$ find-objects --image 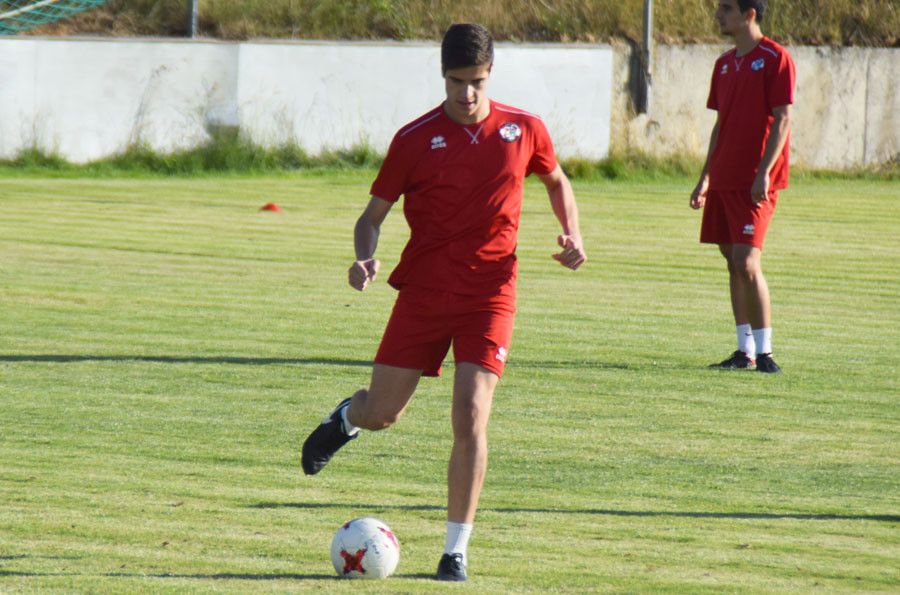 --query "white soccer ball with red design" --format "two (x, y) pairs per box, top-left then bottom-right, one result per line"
(330, 517), (400, 579)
